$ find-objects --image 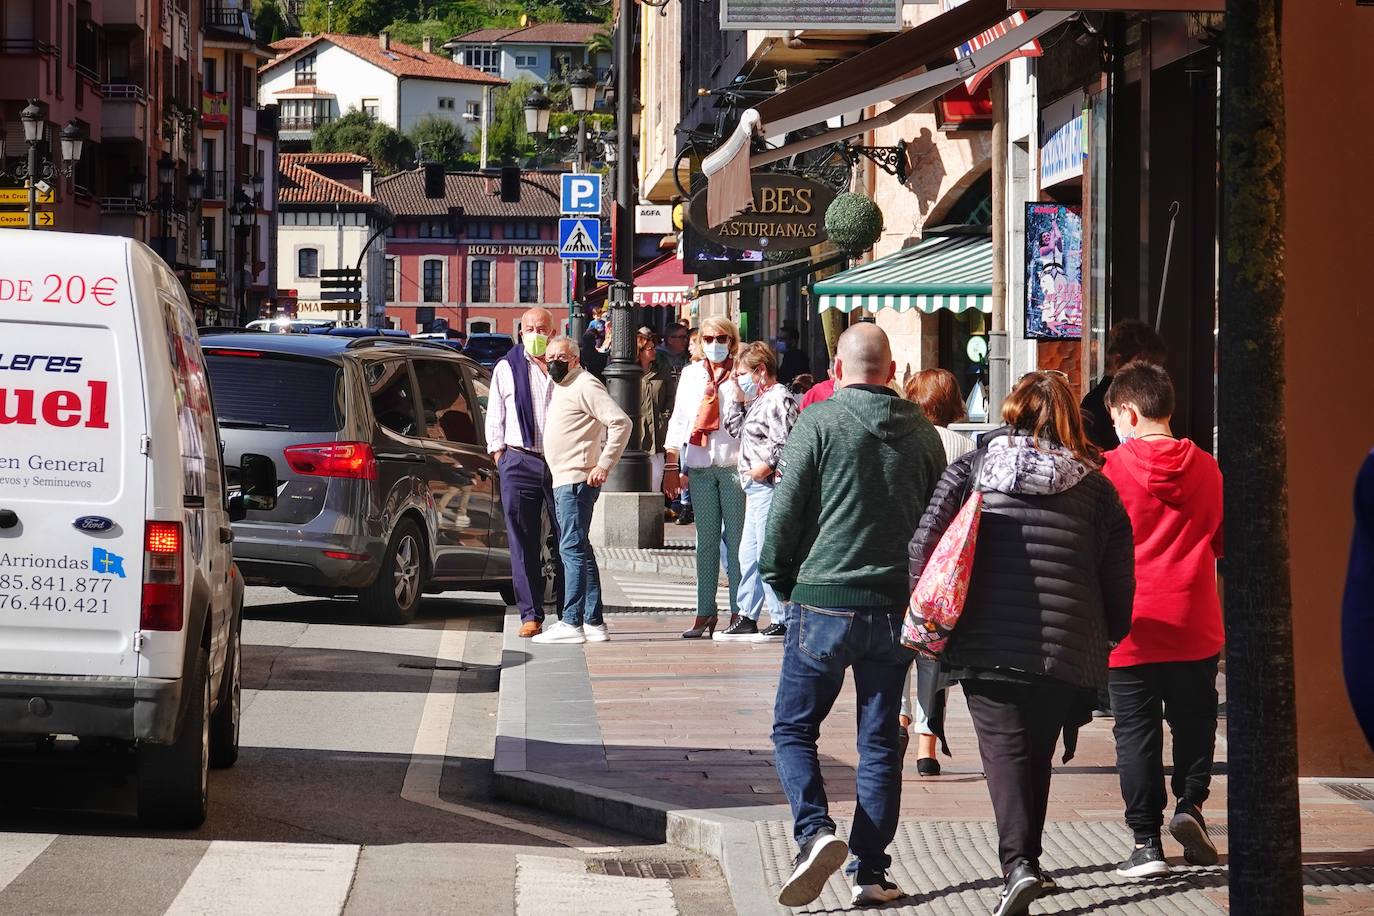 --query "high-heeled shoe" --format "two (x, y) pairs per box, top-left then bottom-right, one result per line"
(681, 615), (717, 639)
